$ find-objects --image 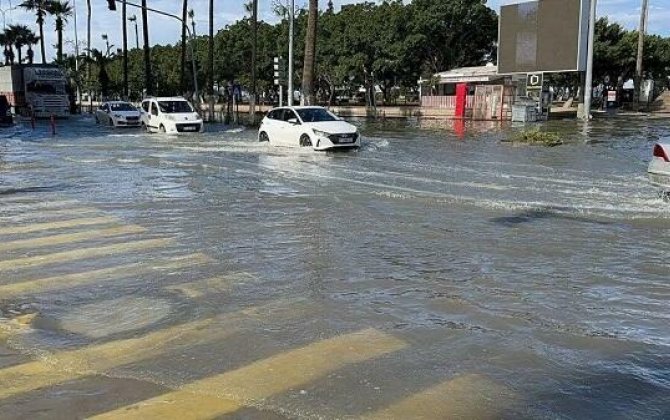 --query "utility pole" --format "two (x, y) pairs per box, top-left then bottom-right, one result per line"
(582, 0), (597, 121)
(122, 0), (128, 99)
(635, 0), (649, 109)
(73, 0), (81, 108)
(250, 0), (257, 123)
(129, 15), (139, 49)
(288, 0), (294, 106)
